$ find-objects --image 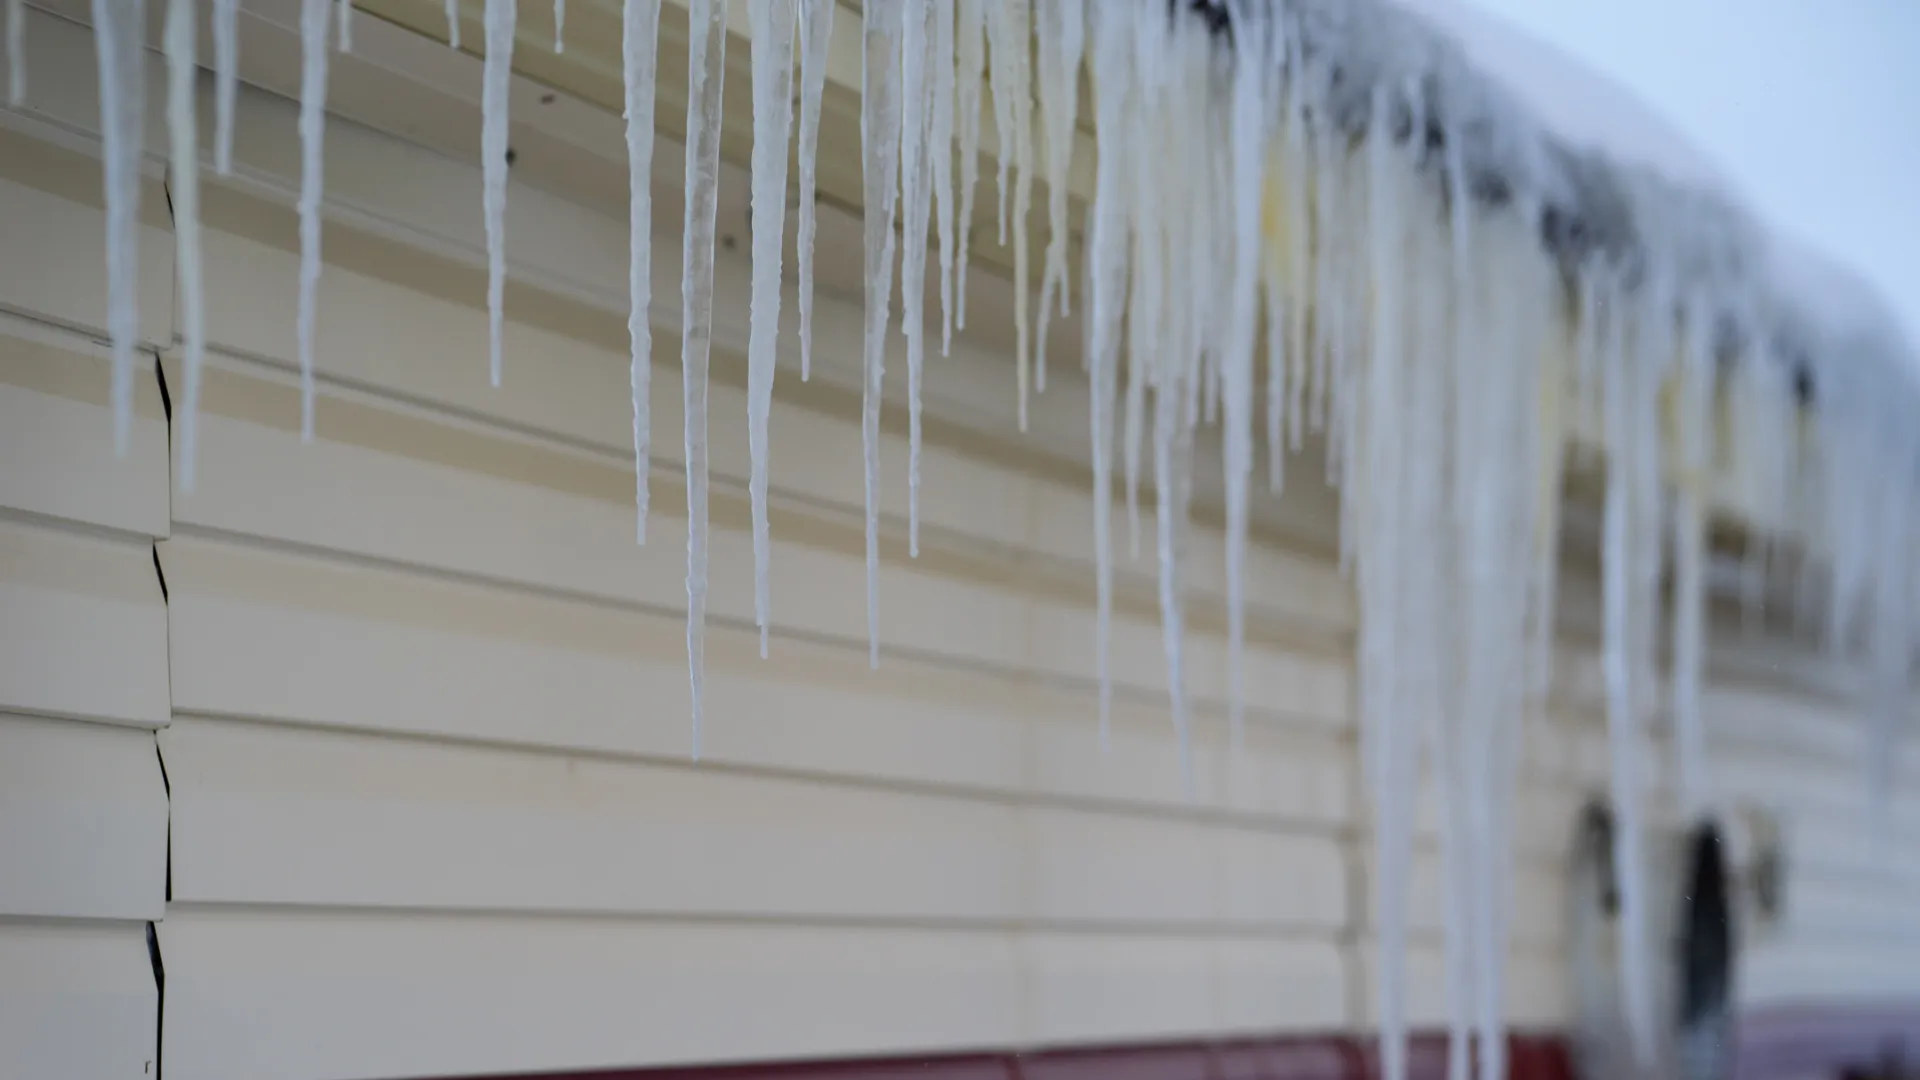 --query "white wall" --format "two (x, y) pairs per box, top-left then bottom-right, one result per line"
(0, 6), (1916, 1080)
